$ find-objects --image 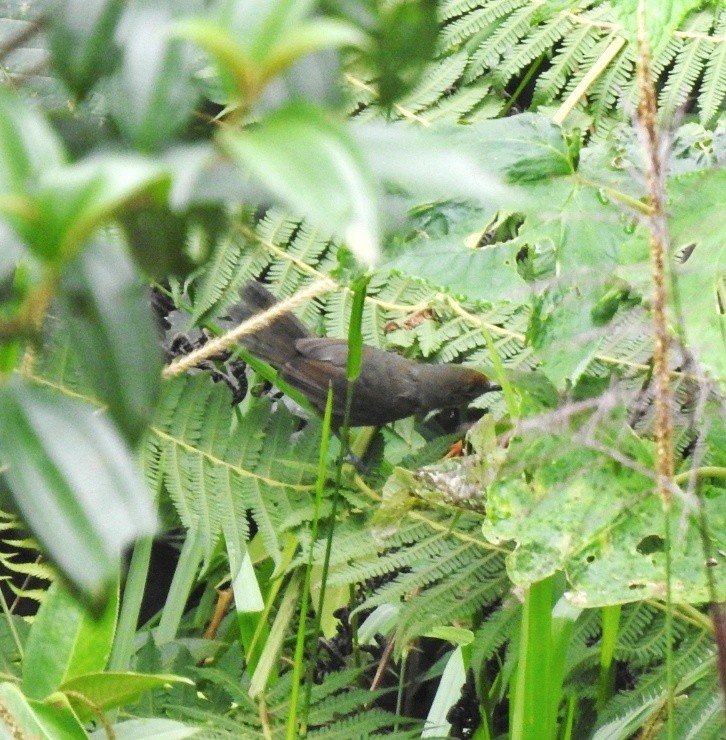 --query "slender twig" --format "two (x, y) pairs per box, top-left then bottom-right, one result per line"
(162, 278), (335, 378)
(0, 16), (46, 65)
